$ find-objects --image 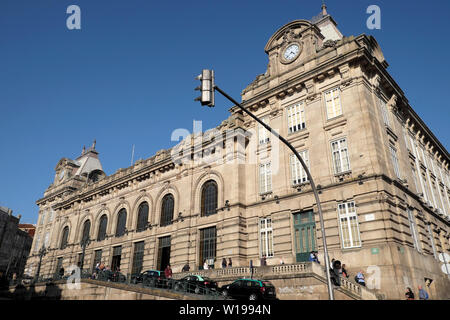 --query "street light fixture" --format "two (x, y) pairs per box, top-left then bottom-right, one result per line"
(194, 70), (335, 300)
